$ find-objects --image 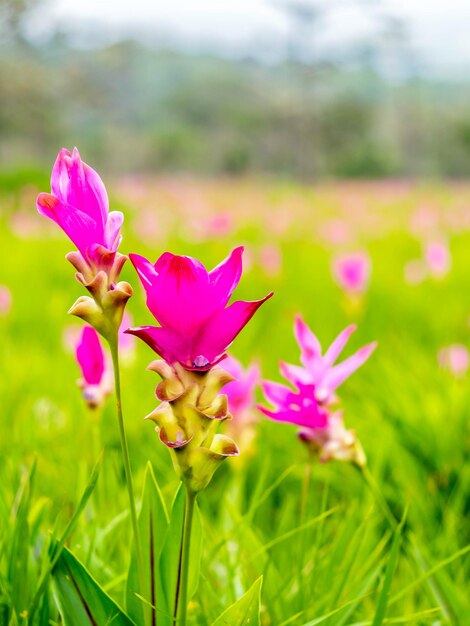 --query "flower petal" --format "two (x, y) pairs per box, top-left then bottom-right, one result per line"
(323, 324), (356, 367)
(279, 361), (312, 387)
(125, 325), (190, 365)
(76, 326), (105, 385)
(104, 211), (123, 252)
(208, 246), (244, 309)
(294, 315), (322, 366)
(196, 293), (273, 363)
(322, 341), (377, 392)
(129, 253), (158, 290)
